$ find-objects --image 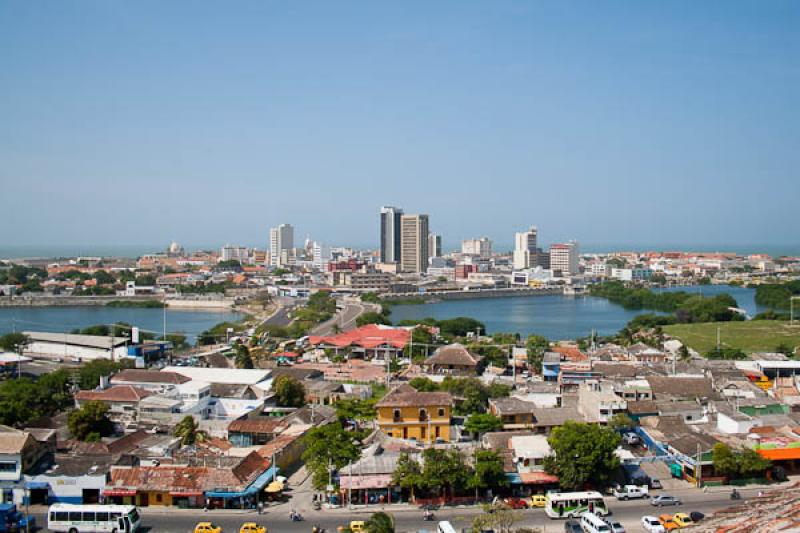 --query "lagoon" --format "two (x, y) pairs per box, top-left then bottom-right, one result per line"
(389, 285), (763, 340)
